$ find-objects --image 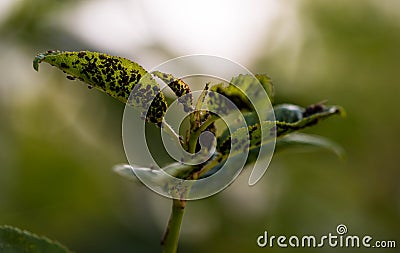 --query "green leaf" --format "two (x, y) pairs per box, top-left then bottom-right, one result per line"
(0, 226), (72, 253)
(195, 120), (275, 178)
(215, 111), (260, 145)
(152, 71), (193, 112)
(276, 133), (345, 158)
(209, 74), (274, 112)
(274, 105), (344, 136)
(199, 104), (344, 177)
(254, 74), (274, 104)
(273, 104), (304, 123)
(216, 104), (343, 153)
(113, 163), (195, 183)
(218, 121), (275, 156)
(33, 50), (167, 125)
